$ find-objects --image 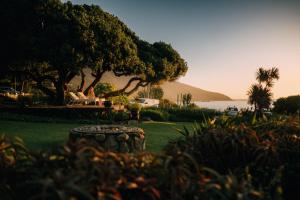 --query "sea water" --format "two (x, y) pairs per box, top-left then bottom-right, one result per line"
(194, 100), (252, 111)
